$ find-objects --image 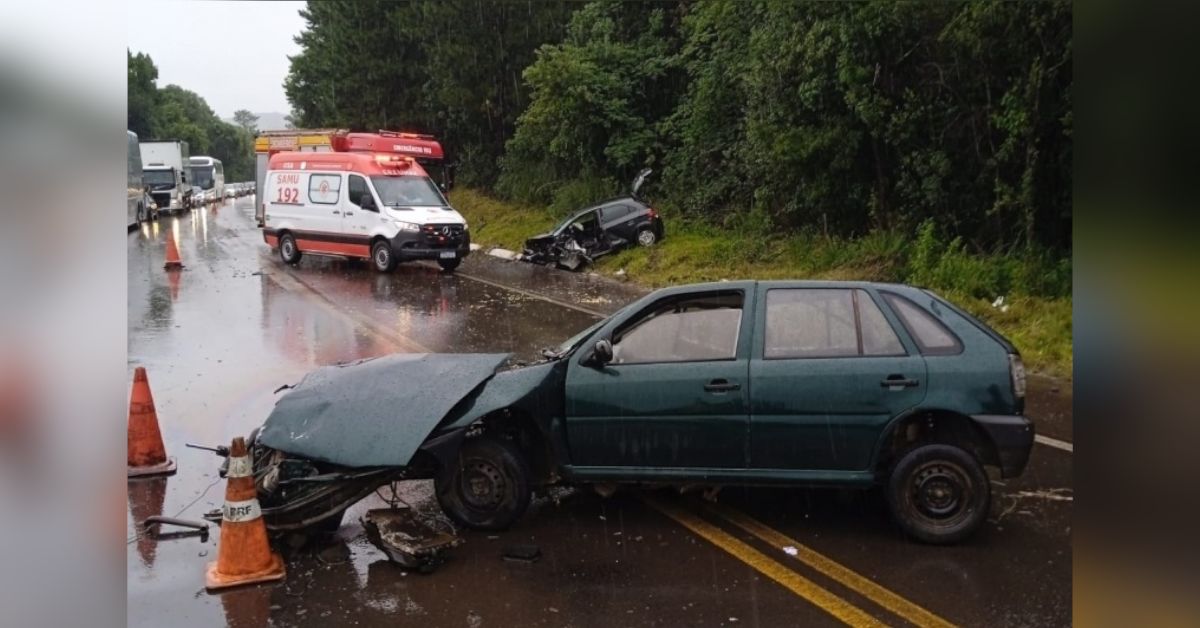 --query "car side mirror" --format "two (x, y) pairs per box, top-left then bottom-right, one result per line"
(360, 195), (377, 211)
(592, 339), (613, 365)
